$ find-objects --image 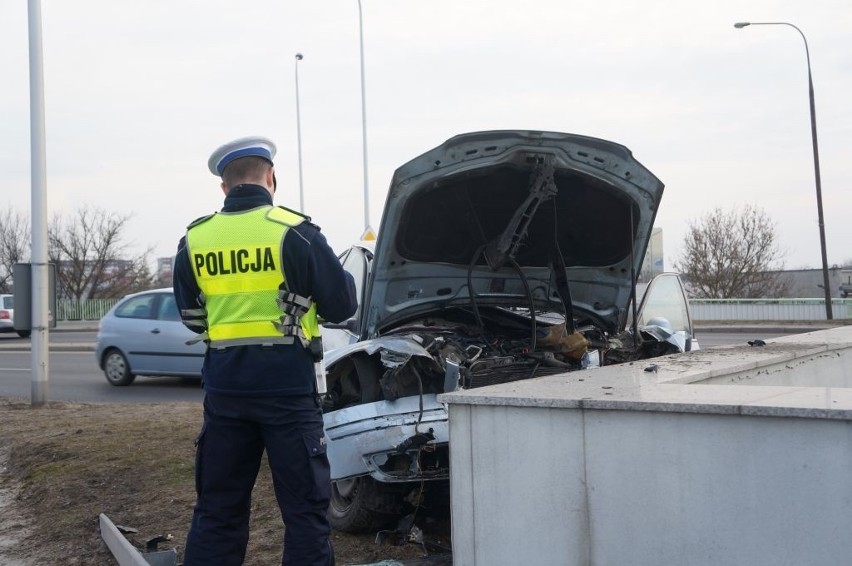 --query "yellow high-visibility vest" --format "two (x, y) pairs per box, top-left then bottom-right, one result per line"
(186, 206), (320, 349)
